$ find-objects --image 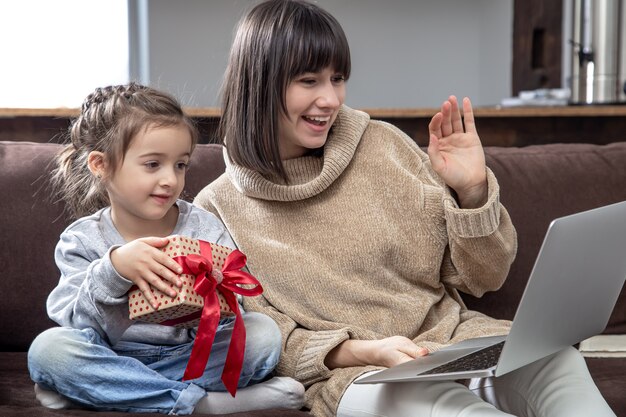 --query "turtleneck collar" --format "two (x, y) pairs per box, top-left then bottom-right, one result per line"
(224, 105), (370, 201)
